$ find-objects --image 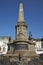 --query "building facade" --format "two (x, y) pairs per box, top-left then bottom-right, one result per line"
(32, 38), (43, 54)
(0, 36), (9, 54)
